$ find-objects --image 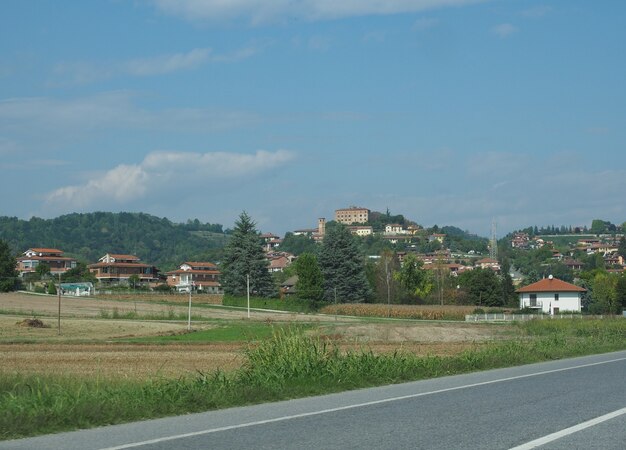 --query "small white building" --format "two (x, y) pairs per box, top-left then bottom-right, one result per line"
(516, 275), (586, 314)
